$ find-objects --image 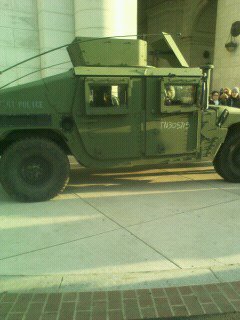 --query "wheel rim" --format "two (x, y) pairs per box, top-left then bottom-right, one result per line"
(19, 156), (53, 186)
